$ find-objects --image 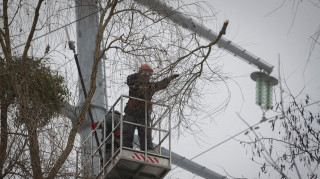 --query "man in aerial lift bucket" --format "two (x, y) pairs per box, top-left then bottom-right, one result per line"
(90, 111), (121, 161)
(123, 64), (179, 152)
